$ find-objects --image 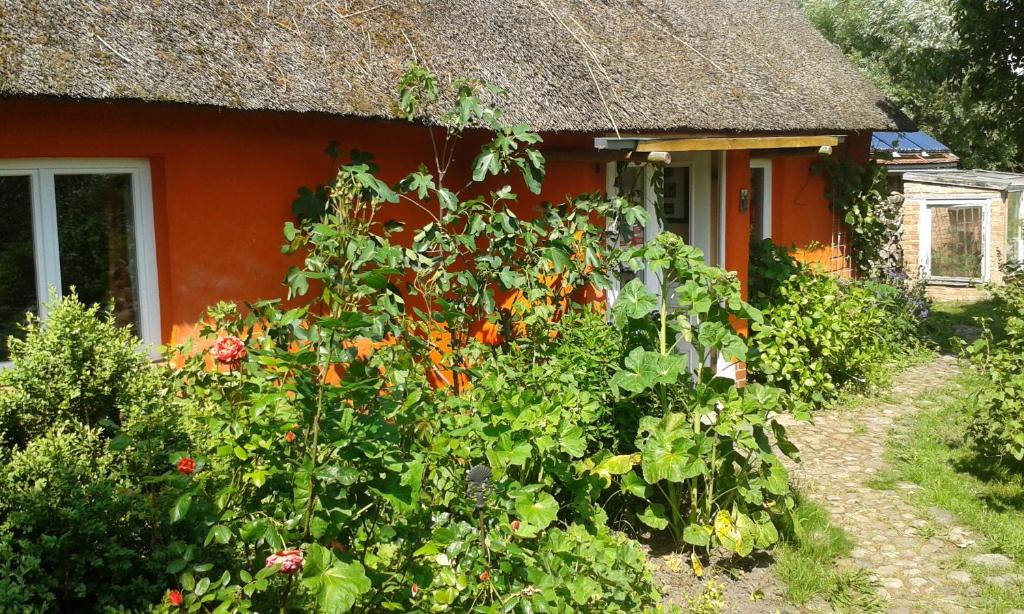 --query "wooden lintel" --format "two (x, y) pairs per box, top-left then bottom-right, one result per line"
(749, 146), (834, 158)
(635, 135), (841, 153)
(544, 149), (671, 164)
